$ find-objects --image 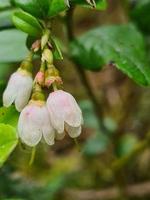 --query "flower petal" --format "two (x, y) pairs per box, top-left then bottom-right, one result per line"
(19, 126), (42, 147)
(42, 122), (55, 145)
(65, 124), (81, 138)
(15, 76), (33, 111)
